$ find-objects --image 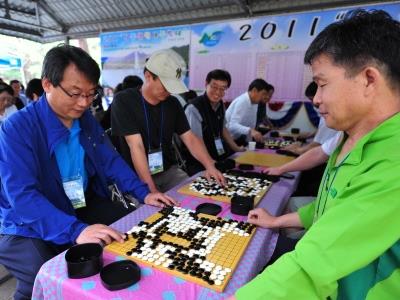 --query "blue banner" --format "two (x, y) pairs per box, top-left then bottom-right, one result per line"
(0, 56), (22, 68)
(100, 25), (190, 89)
